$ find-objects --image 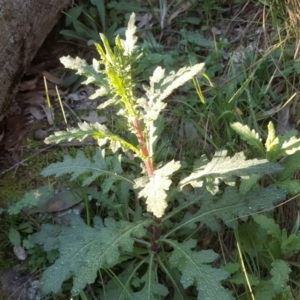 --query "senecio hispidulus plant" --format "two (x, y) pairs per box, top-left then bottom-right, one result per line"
(31, 14), (290, 299)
